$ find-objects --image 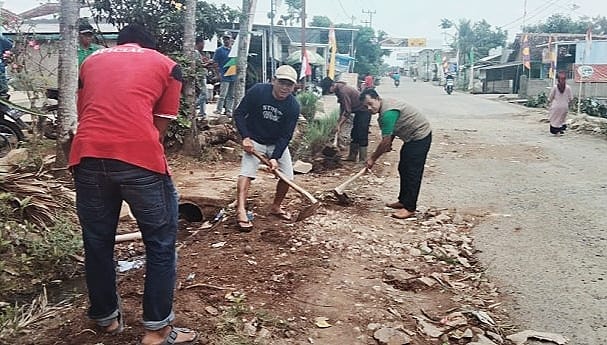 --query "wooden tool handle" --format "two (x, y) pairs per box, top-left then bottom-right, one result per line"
(250, 150), (318, 204)
(333, 167), (368, 194)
